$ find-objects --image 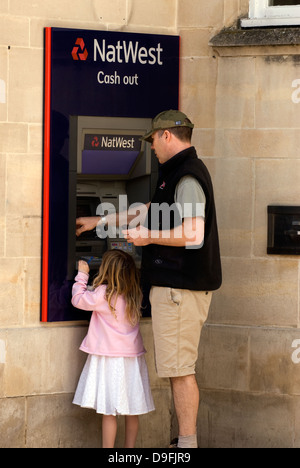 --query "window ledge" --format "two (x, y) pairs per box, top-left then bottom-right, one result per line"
(241, 18), (300, 28)
(210, 25), (300, 56)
